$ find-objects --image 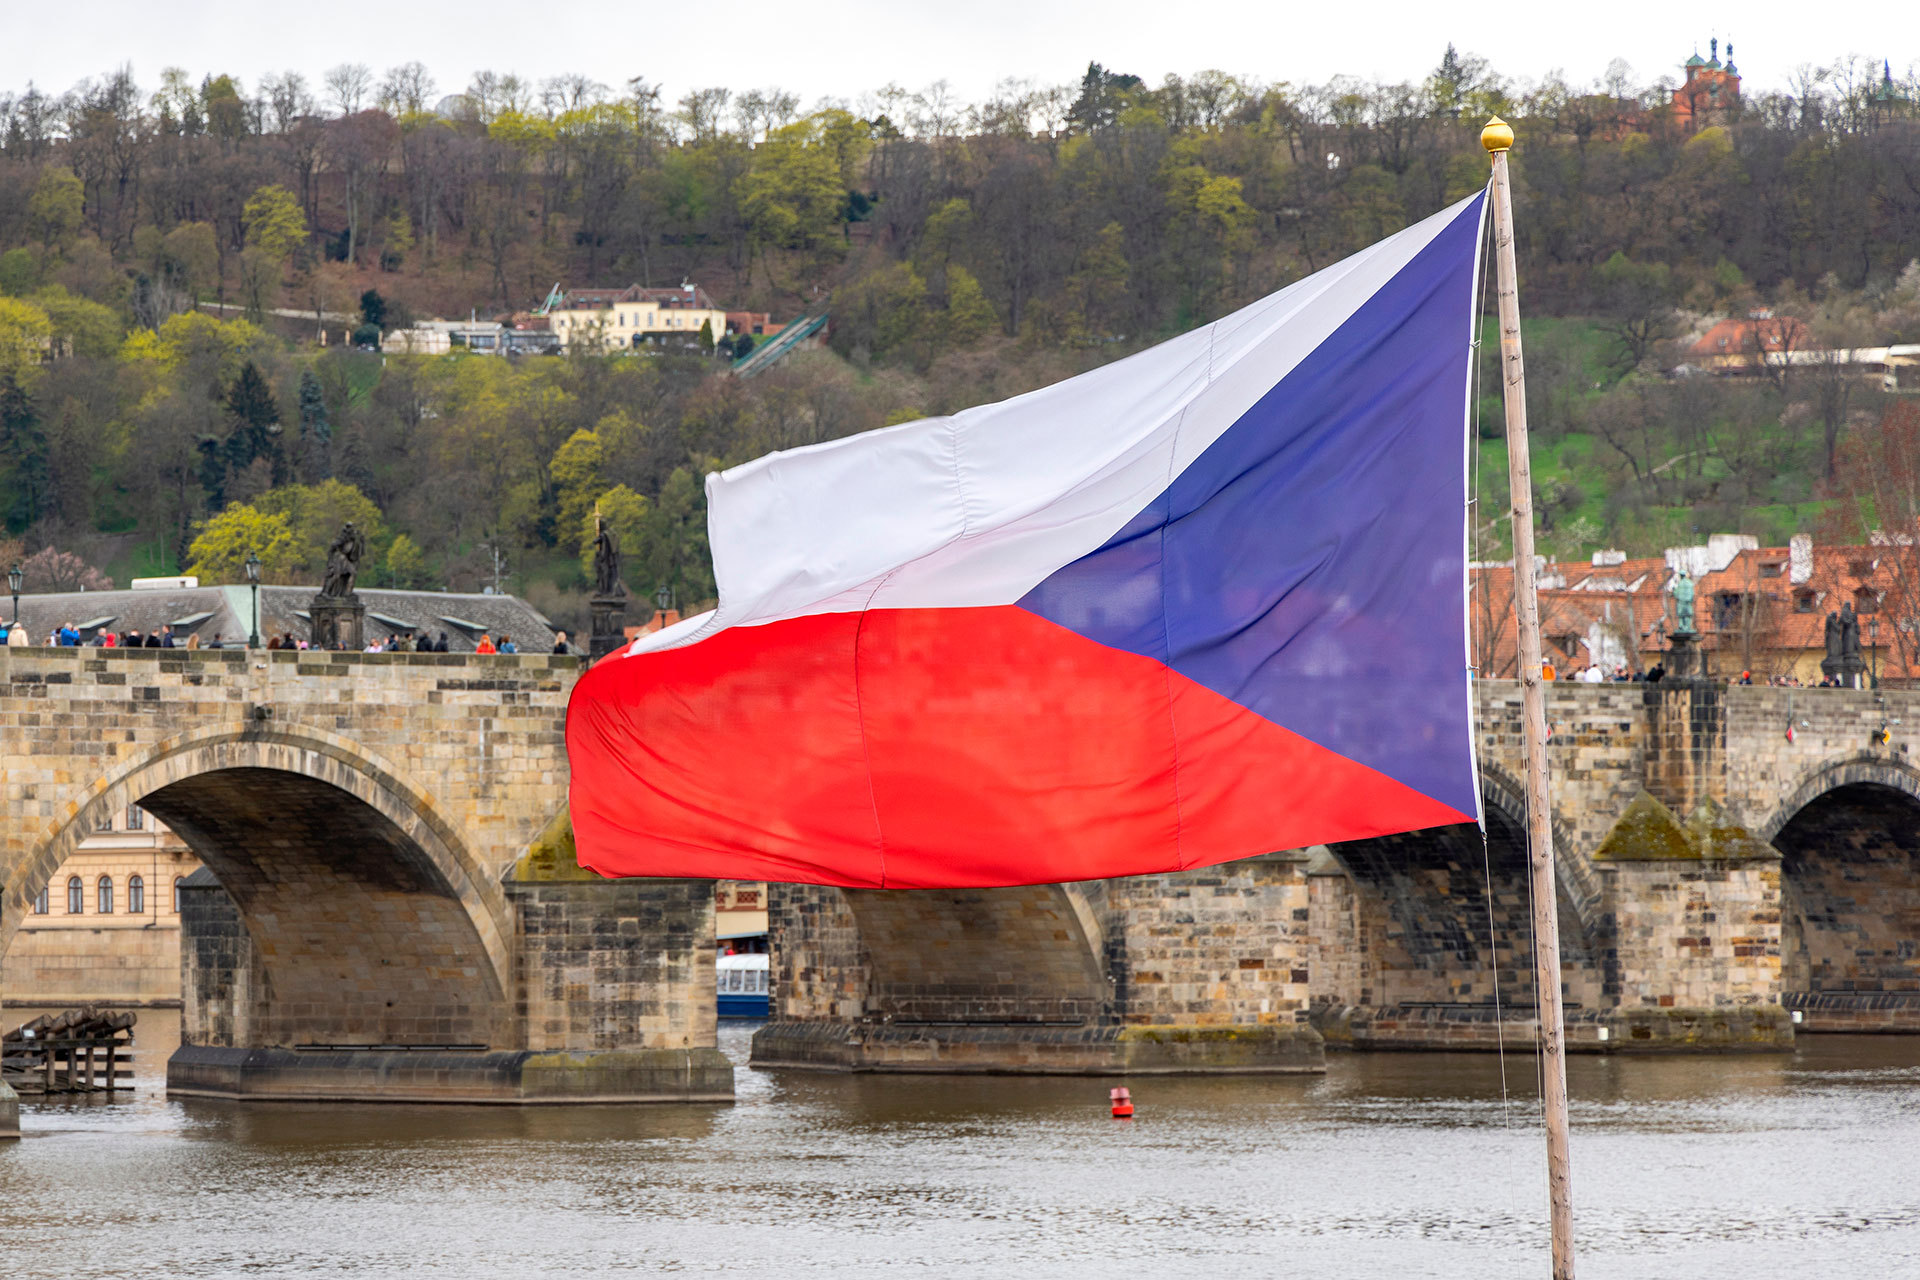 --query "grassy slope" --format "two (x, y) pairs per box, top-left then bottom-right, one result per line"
(1469, 315), (1833, 562)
